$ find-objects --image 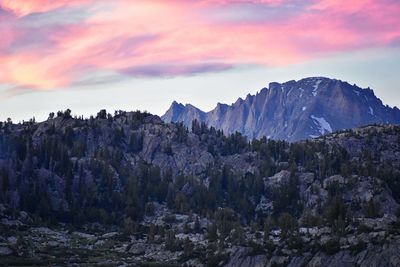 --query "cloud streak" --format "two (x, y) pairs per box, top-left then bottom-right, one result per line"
(0, 0), (399, 91)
